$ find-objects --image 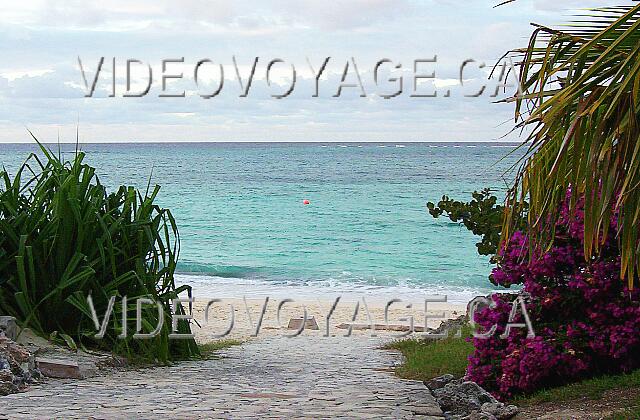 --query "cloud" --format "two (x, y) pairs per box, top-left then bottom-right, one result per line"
(0, 59), (517, 143)
(0, 1), (236, 31)
(9, 79), (77, 99)
(0, 0), (411, 33)
(0, 0), (576, 143)
(532, 0), (619, 12)
(267, 0), (413, 30)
